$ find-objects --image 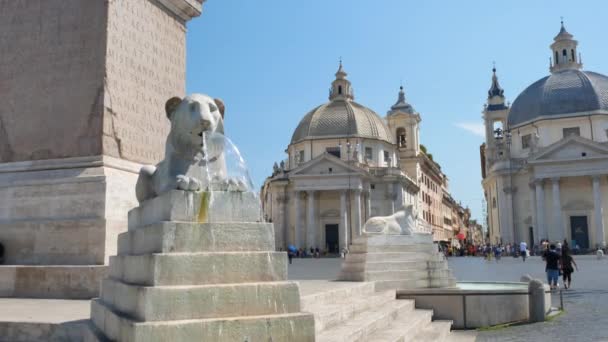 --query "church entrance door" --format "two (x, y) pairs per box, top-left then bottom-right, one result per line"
(325, 224), (339, 253)
(570, 216), (589, 250)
